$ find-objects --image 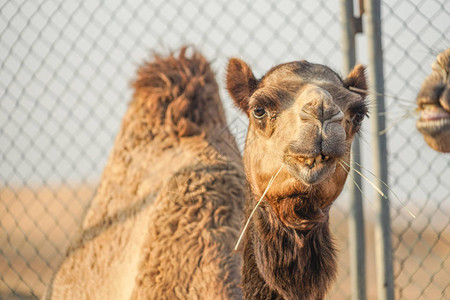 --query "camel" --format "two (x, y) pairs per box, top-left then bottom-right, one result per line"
(416, 47), (450, 153)
(43, 48), (246, 299)
(226, 58), (368, 299)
